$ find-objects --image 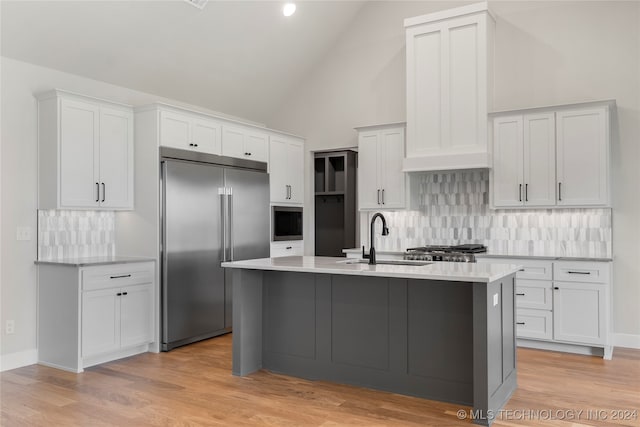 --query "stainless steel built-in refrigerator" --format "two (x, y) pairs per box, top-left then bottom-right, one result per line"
(160, 148), (269, 351)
